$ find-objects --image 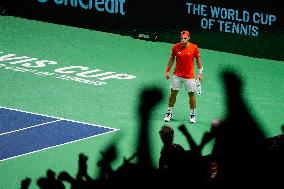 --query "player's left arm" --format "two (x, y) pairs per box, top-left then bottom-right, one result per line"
(195, 47), (203, 82)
